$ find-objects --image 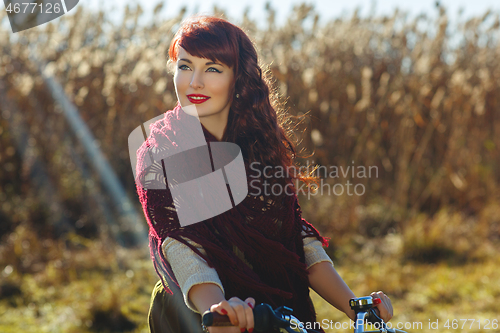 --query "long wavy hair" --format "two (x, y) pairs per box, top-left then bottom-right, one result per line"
(167, 15), (318, 191)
